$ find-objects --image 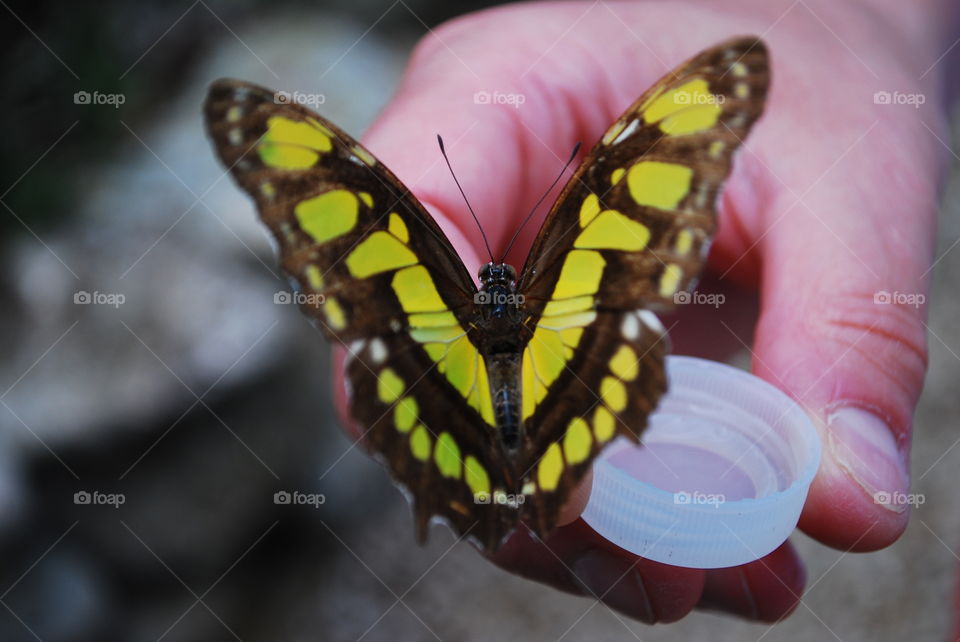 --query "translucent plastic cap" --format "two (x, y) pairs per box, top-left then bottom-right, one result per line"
(582, 356), (821, 569)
